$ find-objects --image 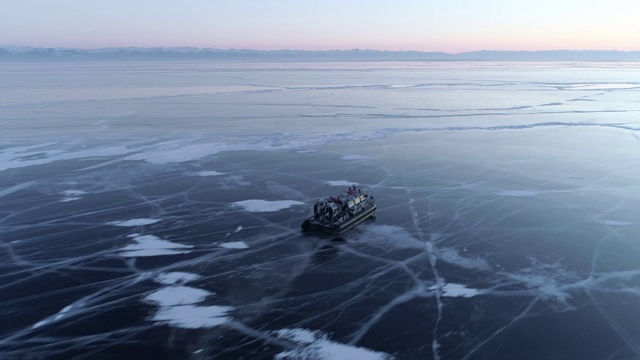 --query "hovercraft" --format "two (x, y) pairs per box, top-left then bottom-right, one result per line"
(301, 184), (376, 235)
